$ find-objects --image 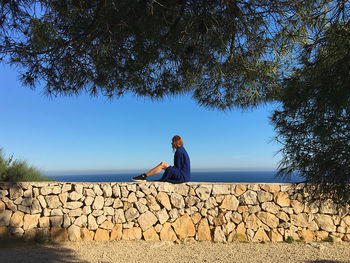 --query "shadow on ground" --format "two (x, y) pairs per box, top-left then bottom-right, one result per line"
(0, 229), (88, 263)
(0, 243), (89, 263)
